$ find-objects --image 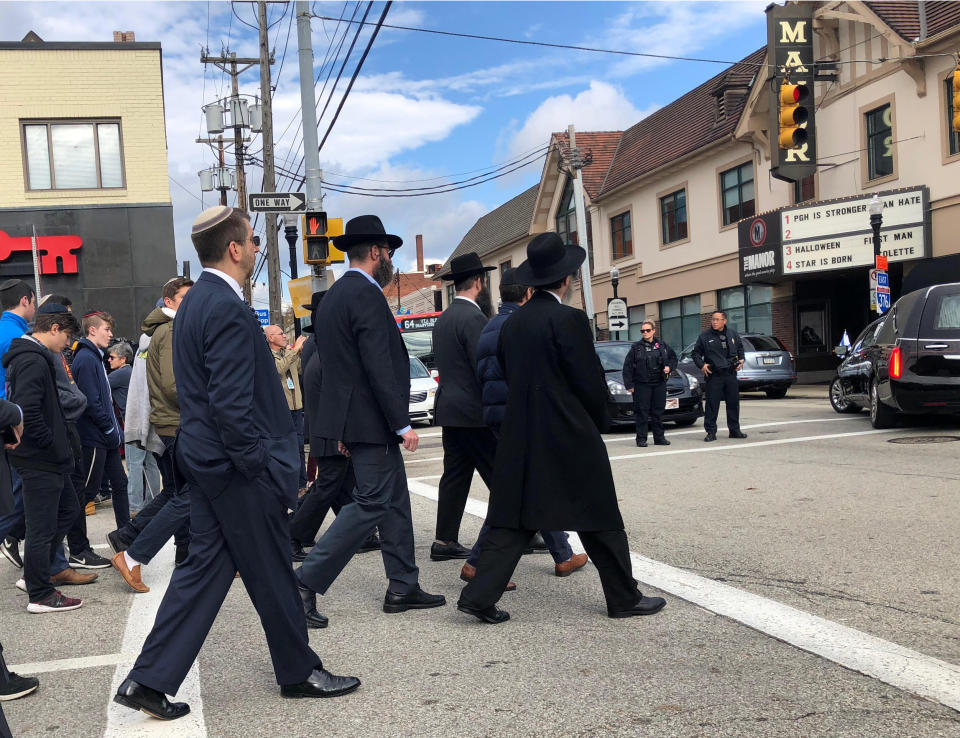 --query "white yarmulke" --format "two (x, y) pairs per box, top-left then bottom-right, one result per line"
(192, 206), (234, 236)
